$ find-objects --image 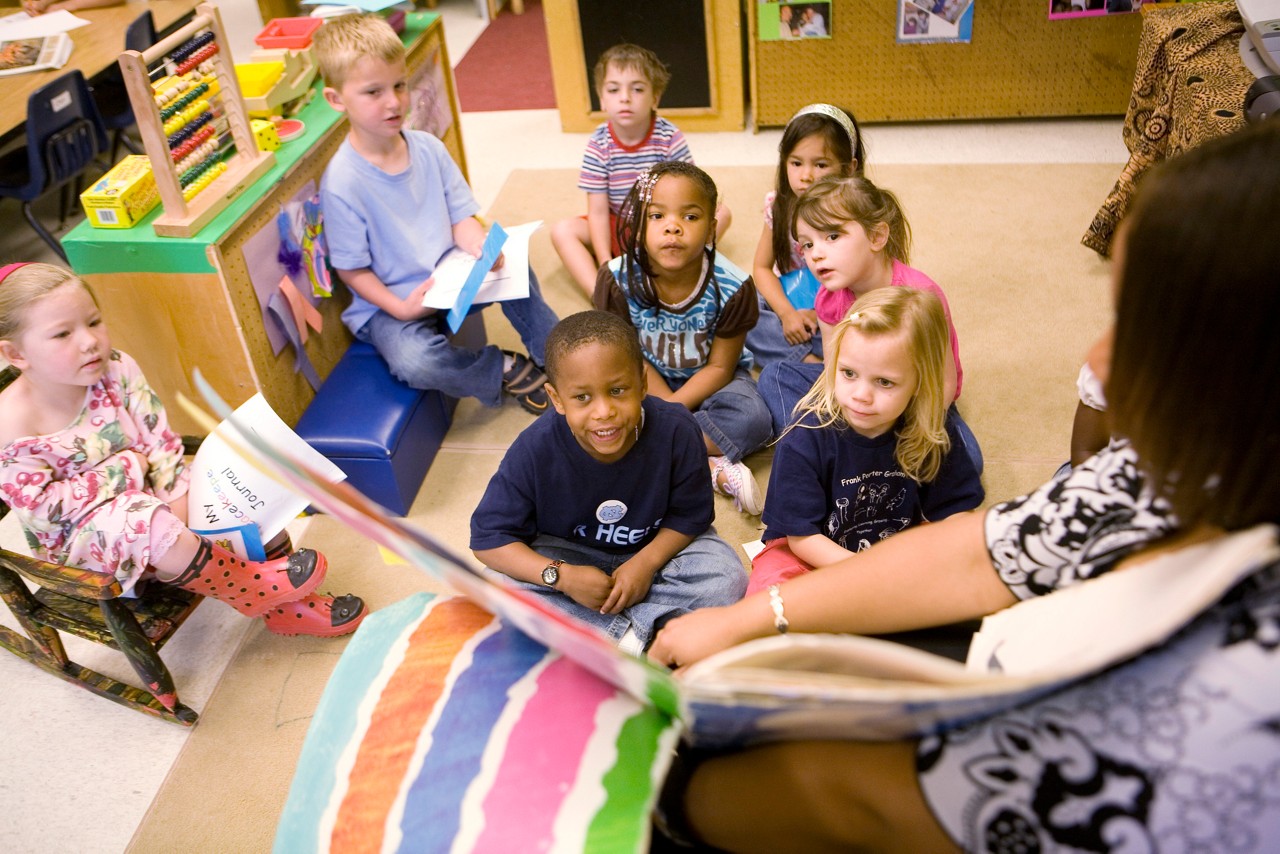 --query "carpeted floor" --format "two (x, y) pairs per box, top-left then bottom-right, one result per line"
(454, 0), (555, 111)
(127, 162), (1116, 852)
